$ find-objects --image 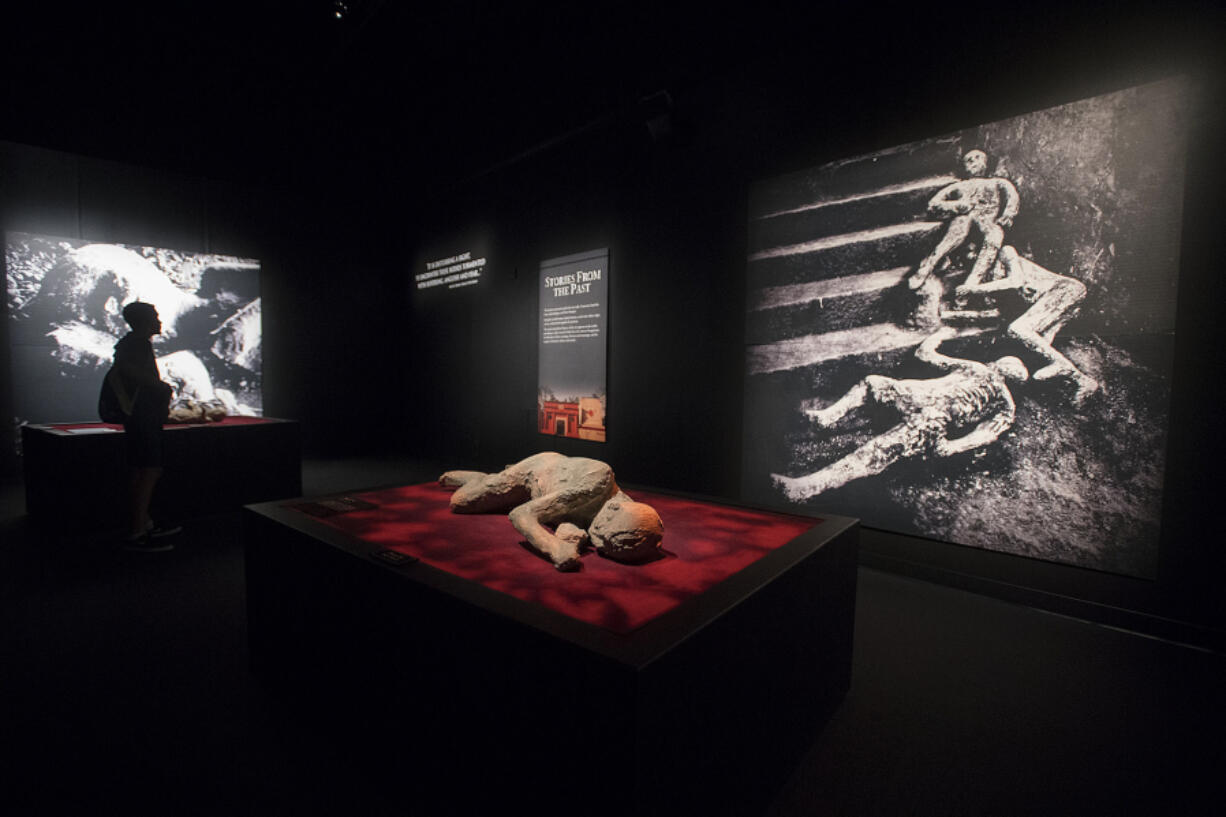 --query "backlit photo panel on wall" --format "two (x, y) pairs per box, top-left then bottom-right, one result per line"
(538, 248), (608, 442)
(5, 232), (262, 426)
(742, 78), (1189, 578)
